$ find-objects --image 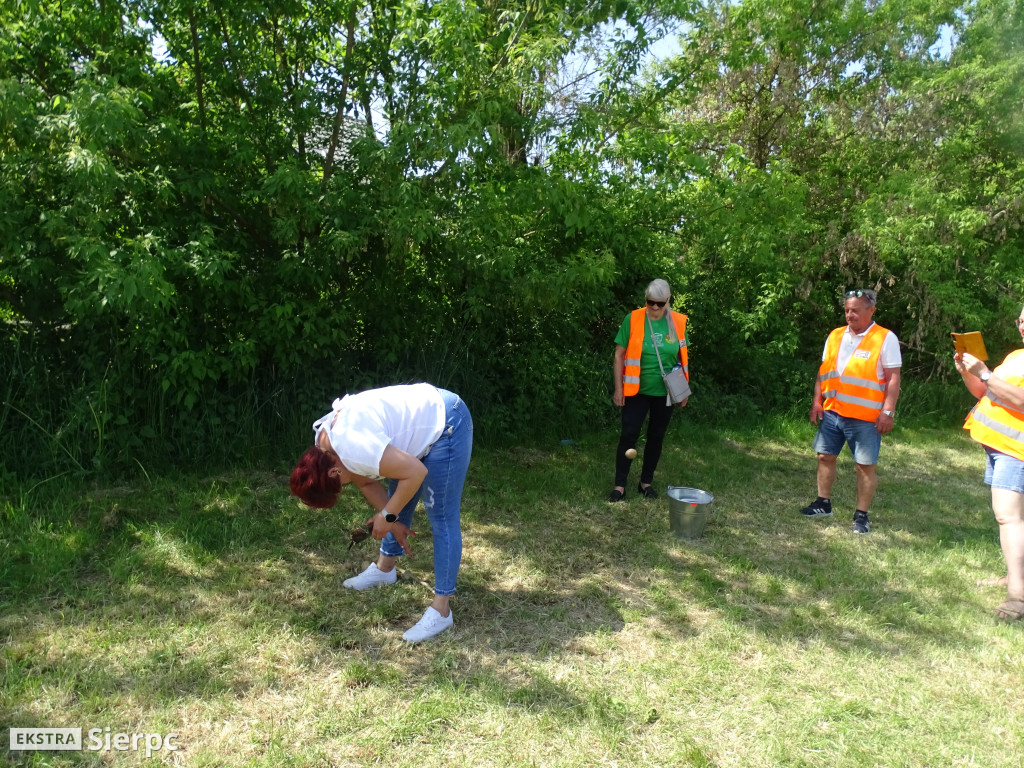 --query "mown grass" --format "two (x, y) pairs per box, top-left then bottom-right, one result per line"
(2, 417), (1023, 767)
